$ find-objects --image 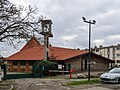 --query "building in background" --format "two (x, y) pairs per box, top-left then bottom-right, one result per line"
(92, 44), (120, 66)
